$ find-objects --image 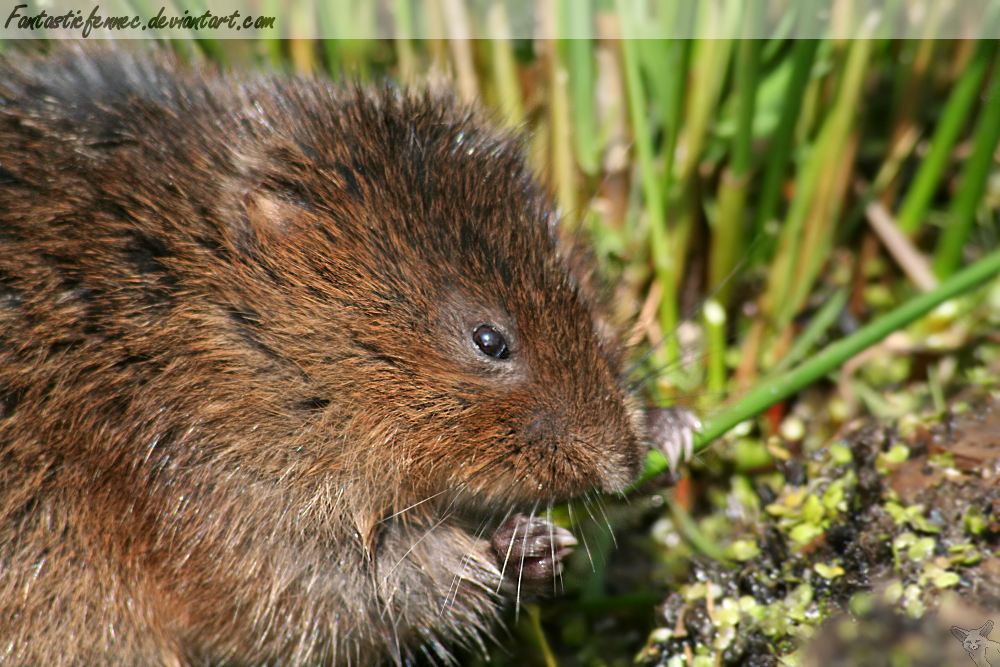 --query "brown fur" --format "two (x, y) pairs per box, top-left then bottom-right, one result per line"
(0, 47), (668, 666)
